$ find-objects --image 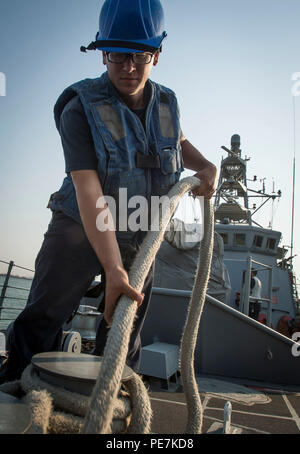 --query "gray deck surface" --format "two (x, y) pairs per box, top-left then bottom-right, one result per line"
(1, 376), (299, 434)
(2, 345), (300, 434)
(147, 377), (300, 434)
